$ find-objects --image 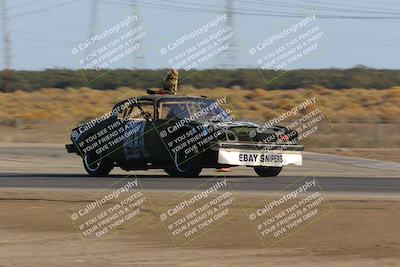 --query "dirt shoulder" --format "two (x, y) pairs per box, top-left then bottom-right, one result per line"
(309, 148), (400, 163)
(0, 189), (399, 266)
